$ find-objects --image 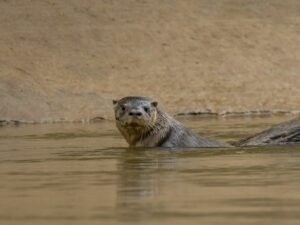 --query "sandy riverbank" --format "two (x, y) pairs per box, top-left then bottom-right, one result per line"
(0, 0), (299, 123)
